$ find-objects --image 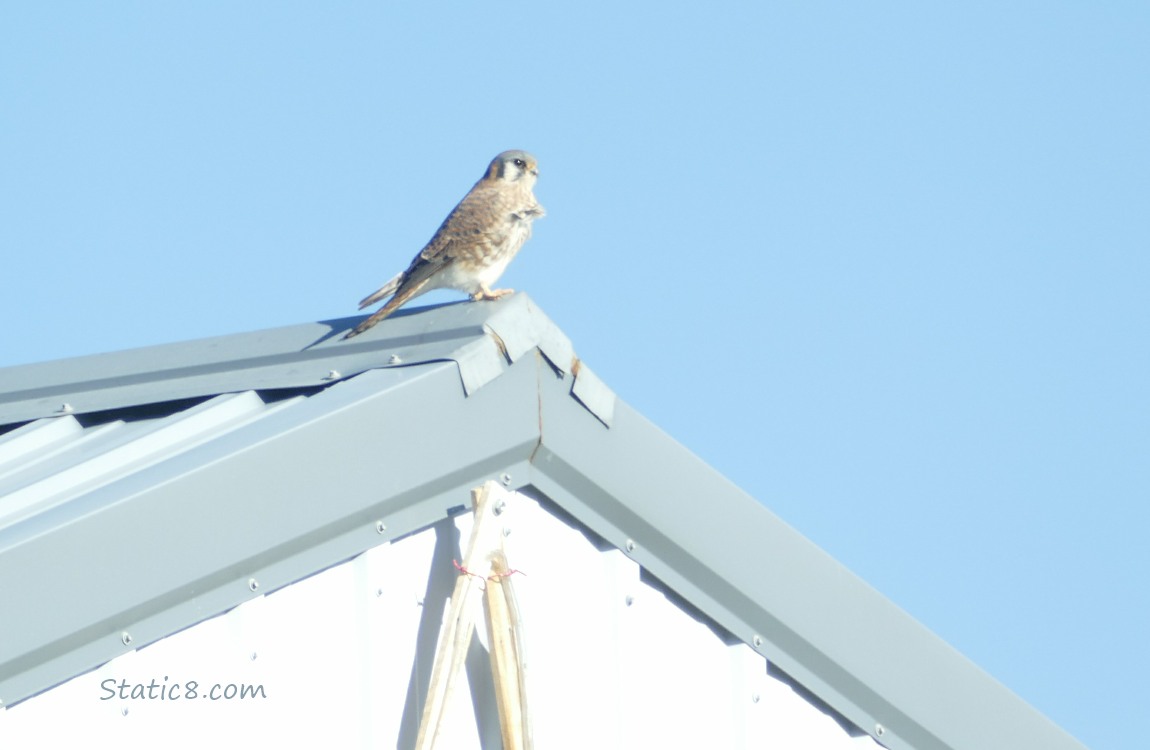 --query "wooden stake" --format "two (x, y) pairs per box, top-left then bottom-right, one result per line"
(484, 549), (532, 750)
(413, 481), (503, 750)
